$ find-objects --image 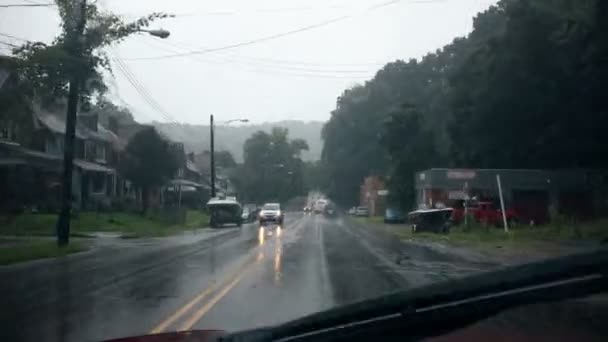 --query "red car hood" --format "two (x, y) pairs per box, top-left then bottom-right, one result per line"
(105, 330), (225, 342)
